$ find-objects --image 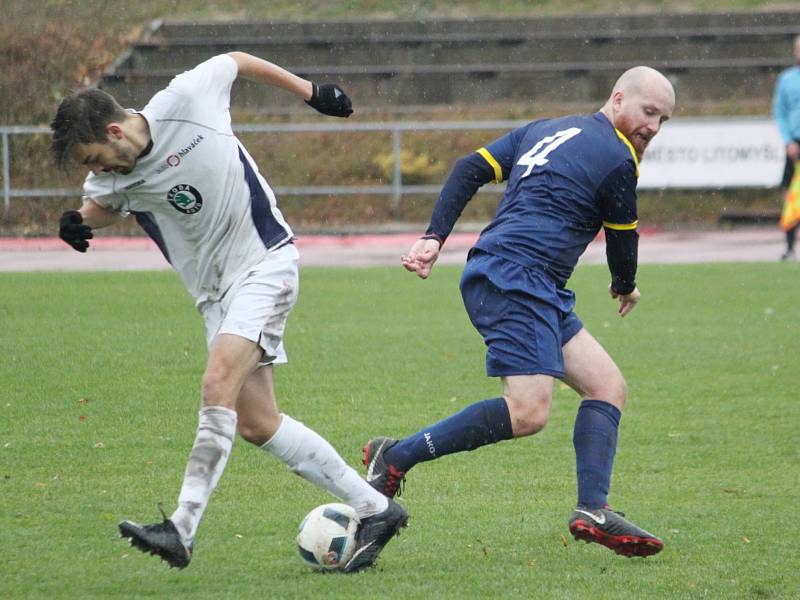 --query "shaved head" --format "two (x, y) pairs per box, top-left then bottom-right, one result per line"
(611, 66), (675, 106)
(602, 66), (675, 159)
